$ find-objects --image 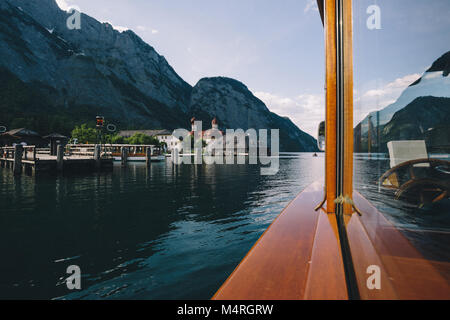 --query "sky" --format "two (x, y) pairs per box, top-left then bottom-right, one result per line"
(55, 0), (450, 136)
(352, 0), (450, 124)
